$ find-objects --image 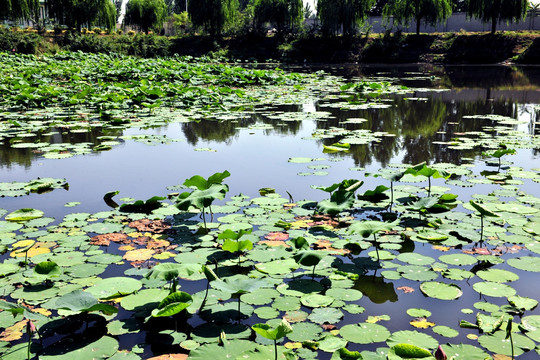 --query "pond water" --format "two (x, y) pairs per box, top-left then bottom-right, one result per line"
(1, 60), (540, 359)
